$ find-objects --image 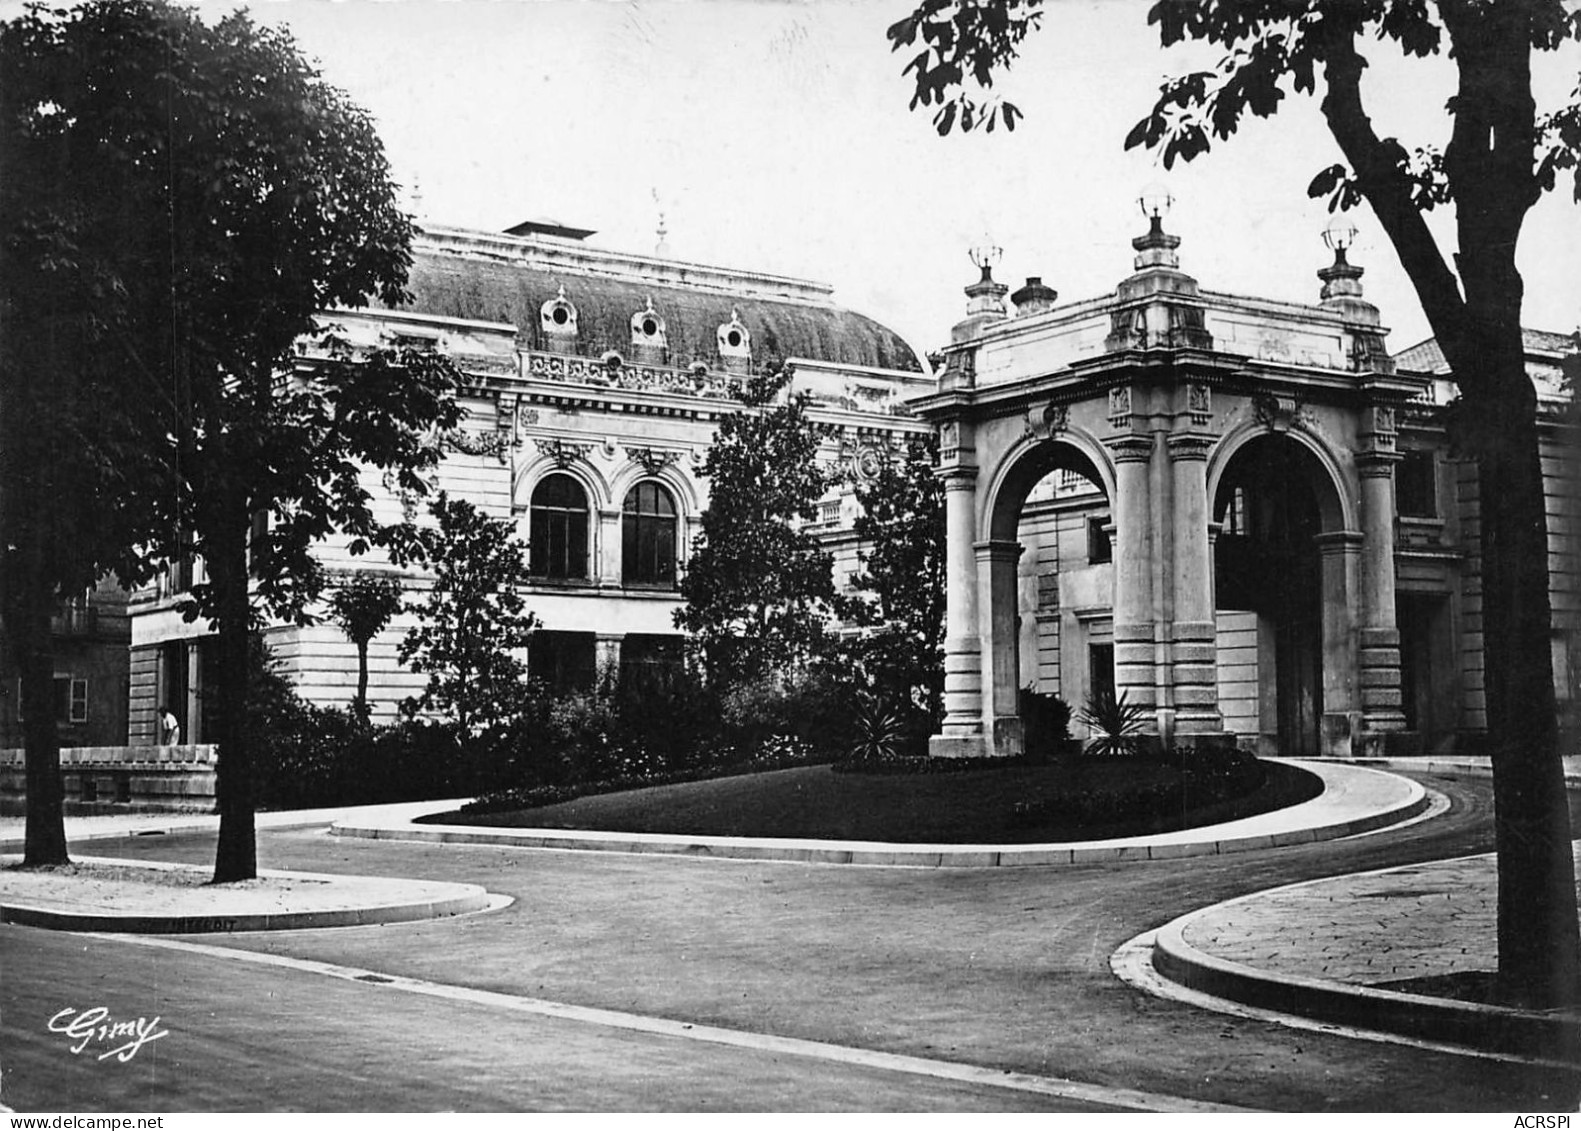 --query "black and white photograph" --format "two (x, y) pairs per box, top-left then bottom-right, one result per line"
(1, 0), (1579, 1116)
